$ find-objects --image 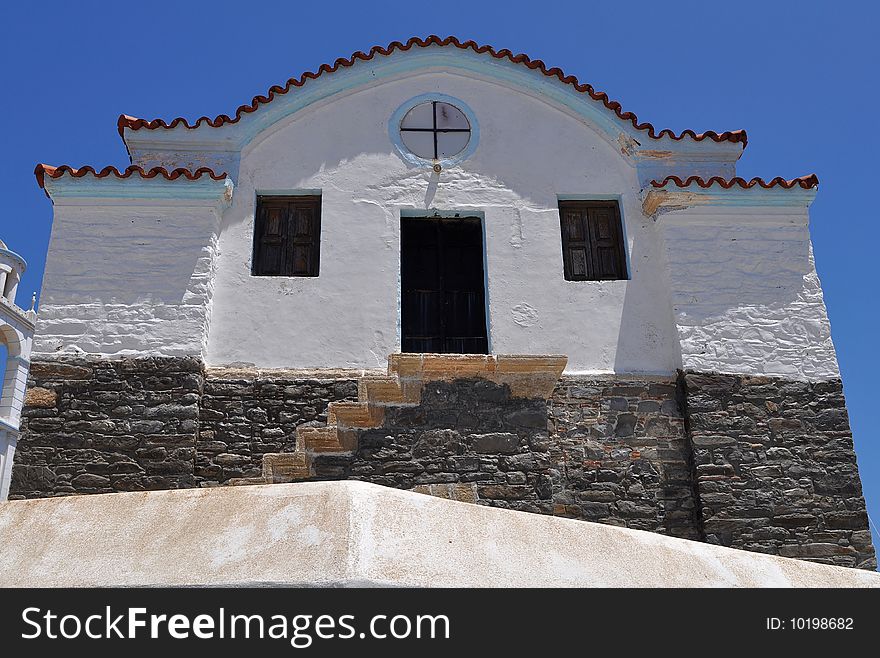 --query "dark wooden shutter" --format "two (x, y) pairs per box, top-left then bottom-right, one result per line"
(254, 199), (287, 275)
(288, 201), (320, 276)
(559, 200), (627, 281)
(253, 195), (321, 276)
(560, 206), (590, 280)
